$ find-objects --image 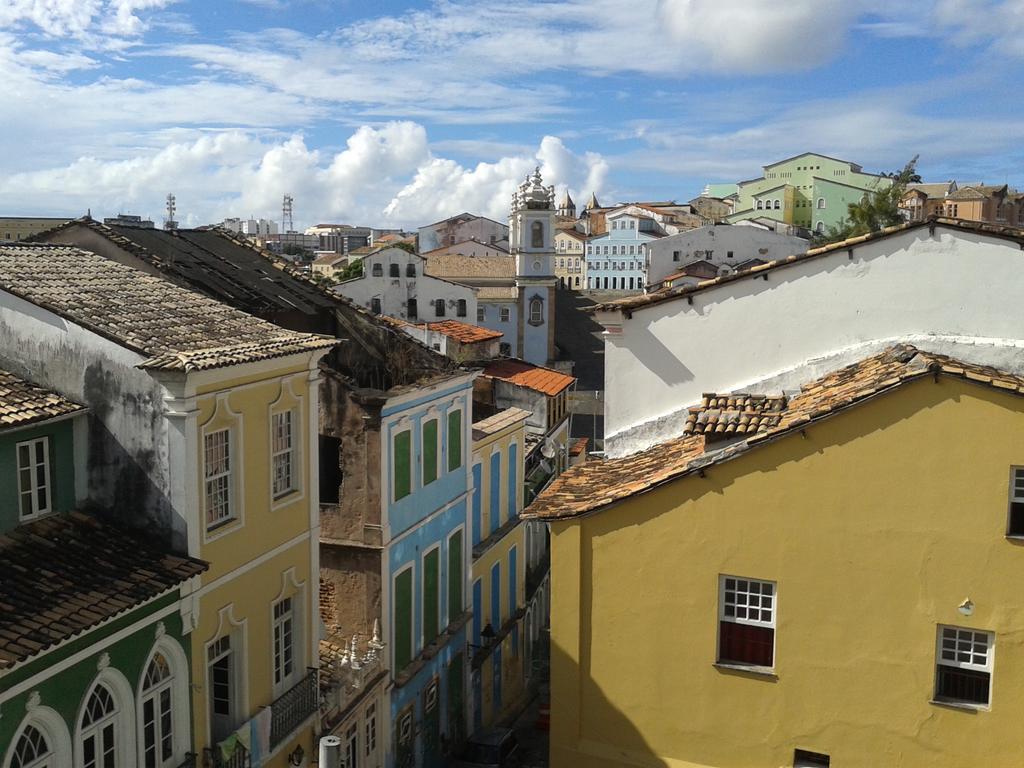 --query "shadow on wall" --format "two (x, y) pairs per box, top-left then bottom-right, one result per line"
(549, 640), (669, 768)
(625, 318), (694, 388)
(554, 290), (605, 392)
